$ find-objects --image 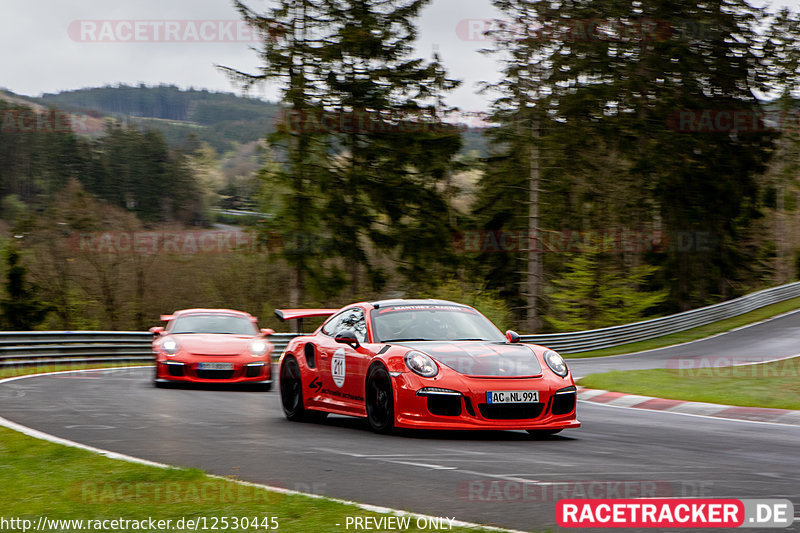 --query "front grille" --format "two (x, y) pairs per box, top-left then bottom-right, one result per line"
(245, 365), (263, 378)
(195, 370), (235, 380)
(426, 395), (462, 416)
(167, 365), (184, 377)
(479, 403), (545, 420)
(463, 396), (475, 416)
(552, 390), (576, 415)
